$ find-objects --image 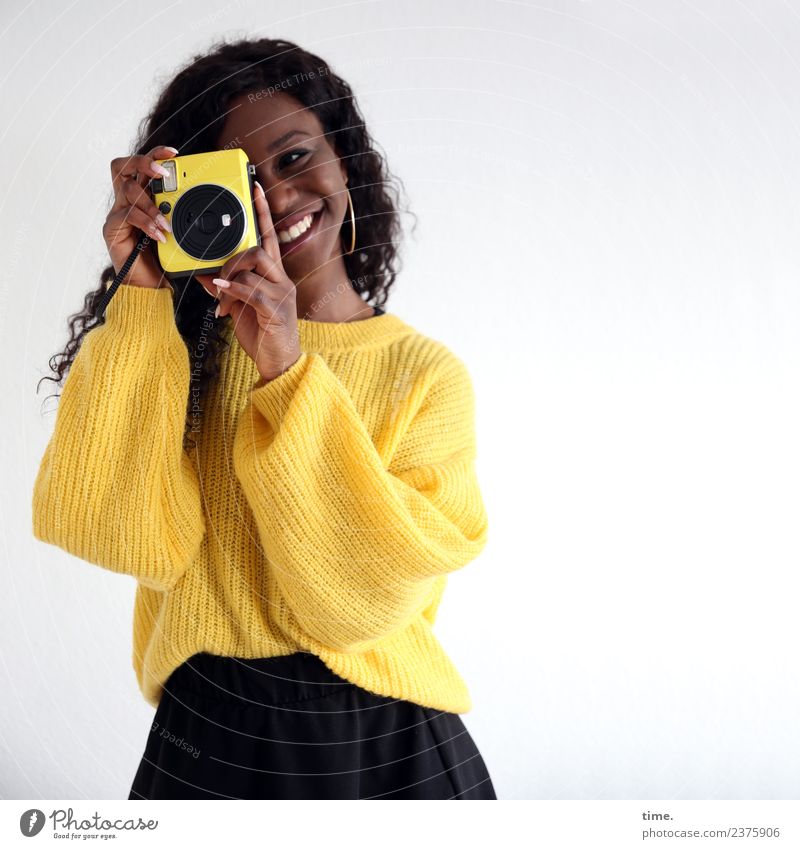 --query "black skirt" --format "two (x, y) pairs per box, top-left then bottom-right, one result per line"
(128, 651), (497, 800)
